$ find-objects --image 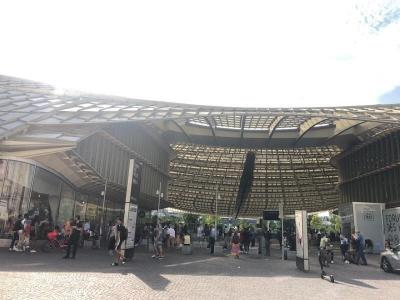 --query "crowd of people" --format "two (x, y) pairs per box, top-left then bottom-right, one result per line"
(316, 230), (368, 266)
(7, 213), (103, 258)
(144, 222), (278, 260)
(5, 214), (382, 271)
(8, 214), (35, 253)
